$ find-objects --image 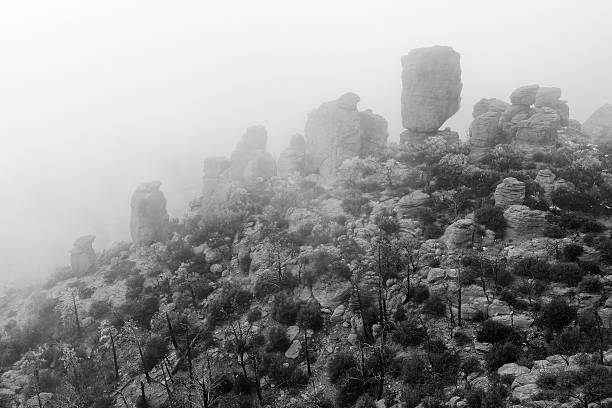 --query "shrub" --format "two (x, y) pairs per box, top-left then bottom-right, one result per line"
(422, 295), (446, 317)
(392, 319), (426, 347)
(485, 342), (520, 371)
(121, 295), (159, 329)
(142, 335), (168, 372)
(476, 320), (521, 345)
(552, 189), (600, 213)
(537, 297), (576, 333)
(89, 300), (112, 319)
(544, 224), (566, 238)
(125, 273), (146, 299)
(578, 275), (603, 293)
(265, 326), (290, 352)
(513, 258), (551, 280)
(208, 285), (253, 326)
(327, 352), (357, 384)
(580, 261), (601, 275)
(474, 206), (507, 236)
(297, 301), (323, 332)
(563, 244), (584, 262)
(408, 284), (429, 304)
(354, 395), (377, 408)
(271, 293), (299, 325)
(550, 262), (584, 285)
